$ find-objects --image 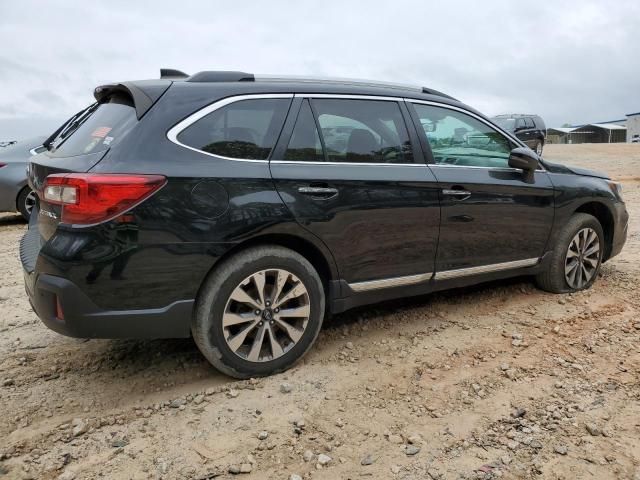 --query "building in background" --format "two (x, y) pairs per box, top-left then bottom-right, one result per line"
(627, 112), (640, 142)
(547, 118), (629, 144)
